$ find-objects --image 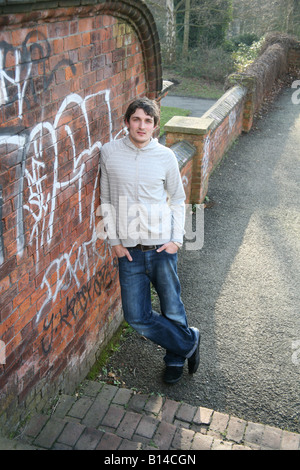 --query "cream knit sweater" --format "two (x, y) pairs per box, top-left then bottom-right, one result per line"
(100, 135), (186, 247)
